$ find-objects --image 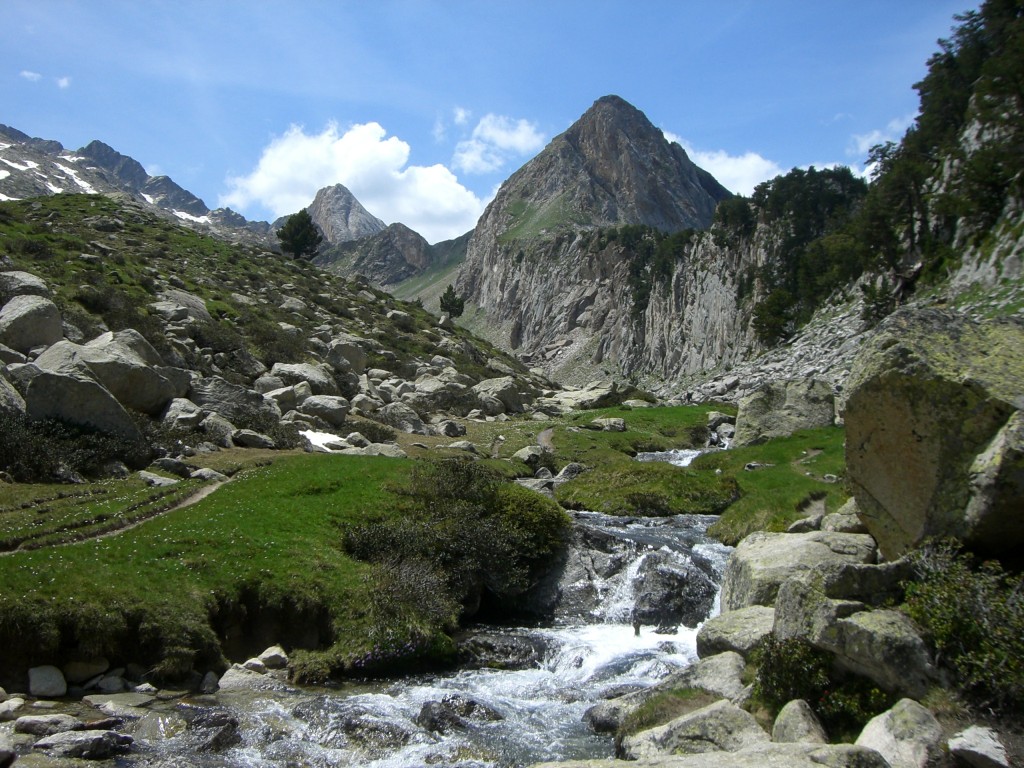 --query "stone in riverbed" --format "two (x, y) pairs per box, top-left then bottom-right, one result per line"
(532, 743), (890, 767)
(696, 605), (775, 659)
(948, 725), (1010, 768)
(620, 698), (769, 760)
(771, 699), (828, 744)
(855, 698), (944, 768)
(29, 665), (67, 698)
(258, 645), (289, 669)
(33, 729), (133, 759)
(0, 698), (25, 722)
(15, 713), (83, 736)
